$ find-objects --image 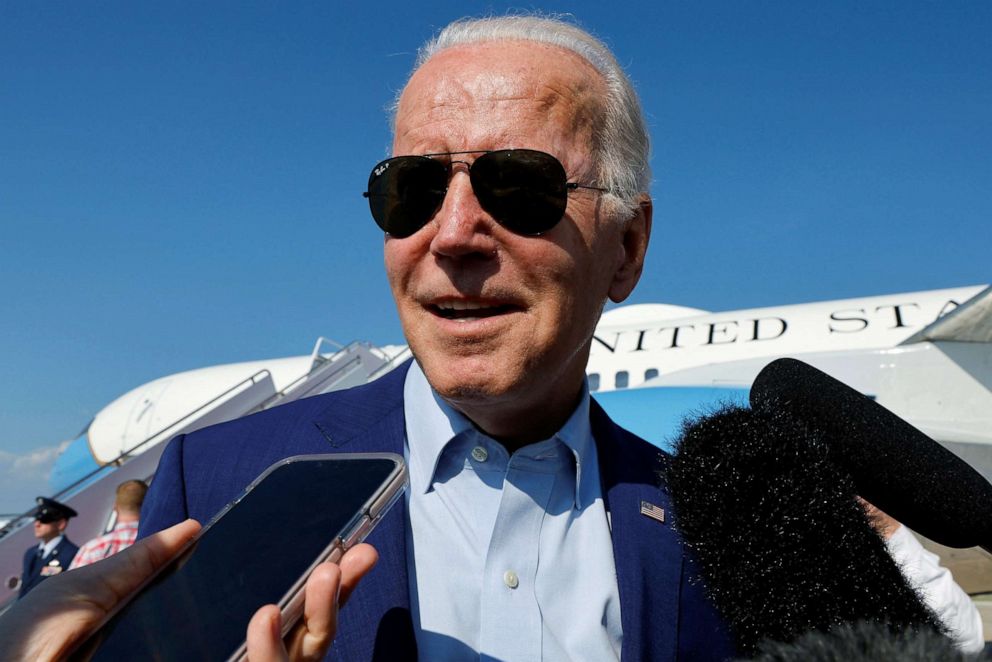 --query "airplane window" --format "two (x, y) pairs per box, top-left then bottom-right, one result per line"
(644, 368), (659, 381)
(615, 371), (629, 389)
(588, 373), (600, 391)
